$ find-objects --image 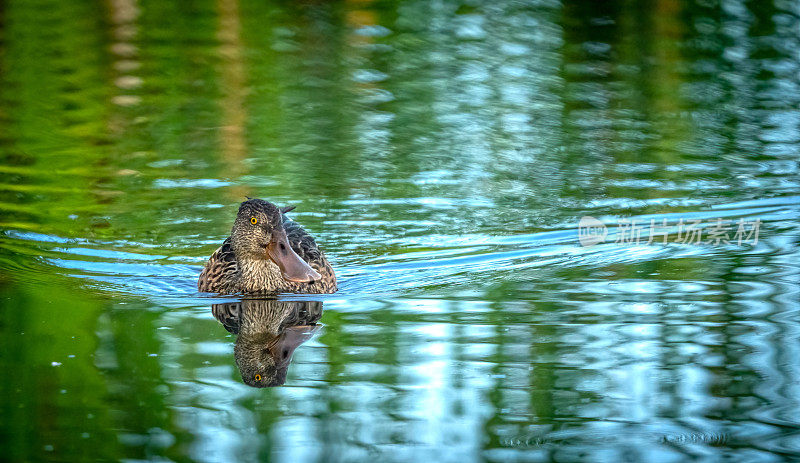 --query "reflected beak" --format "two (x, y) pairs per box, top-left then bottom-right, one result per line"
(267, 229), (322, 283)
(268, 325), (319, 368)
